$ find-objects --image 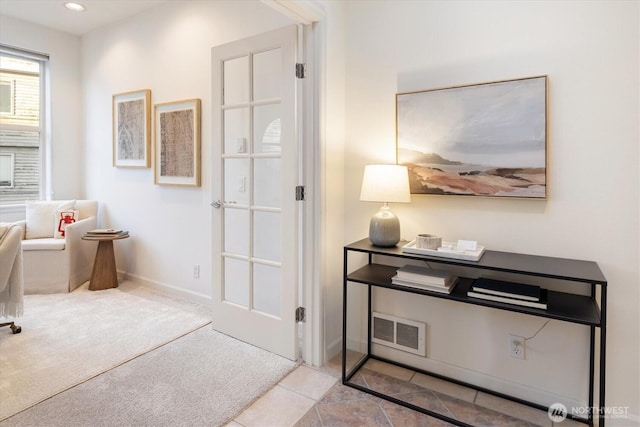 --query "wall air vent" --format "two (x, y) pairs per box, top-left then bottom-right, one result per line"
(372, 312), (426, 356)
